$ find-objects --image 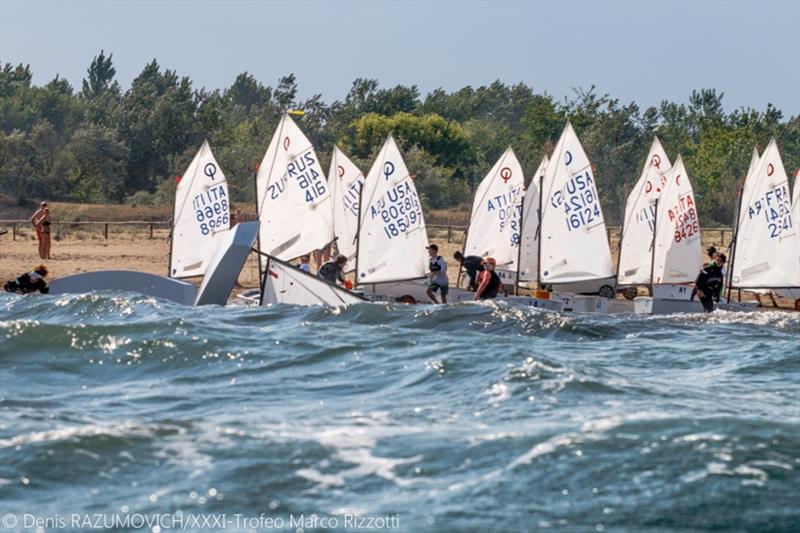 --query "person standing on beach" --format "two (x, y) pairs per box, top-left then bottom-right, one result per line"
(29, 202), (47, 259)
(38, 207), (52, 259)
